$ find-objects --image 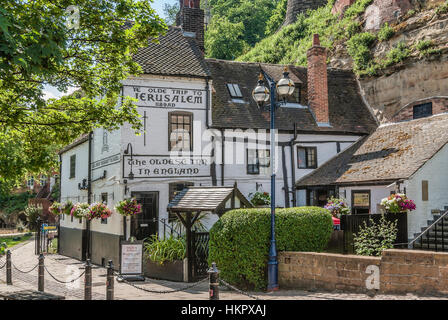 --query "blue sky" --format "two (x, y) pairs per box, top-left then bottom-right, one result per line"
(152, 0), (178, 19)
